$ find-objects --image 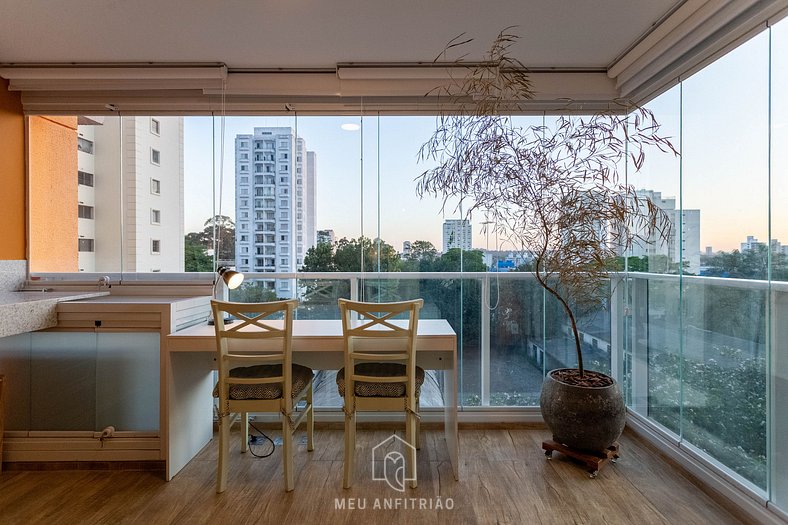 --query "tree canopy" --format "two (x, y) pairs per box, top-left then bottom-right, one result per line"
(701, 245), (788, 281)
(184, 238), (213, 272)
(416, 30), (677, 376)
(301, 238), (486, 274)
(184, 215), (236, 272)
(184, 215), (236, 262)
